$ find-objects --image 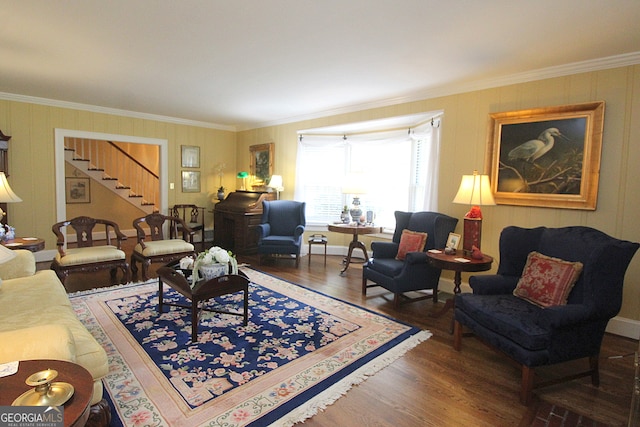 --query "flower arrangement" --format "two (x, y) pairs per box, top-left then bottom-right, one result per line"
(192, 246), (238, 282)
